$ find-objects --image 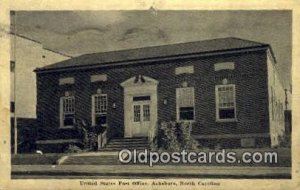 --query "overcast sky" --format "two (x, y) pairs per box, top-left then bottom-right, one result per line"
(14, 10), (291, 87)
